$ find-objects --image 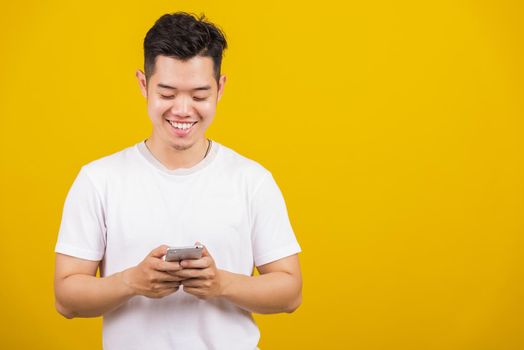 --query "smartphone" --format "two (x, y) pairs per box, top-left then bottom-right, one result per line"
(164, 245), (204, 262)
